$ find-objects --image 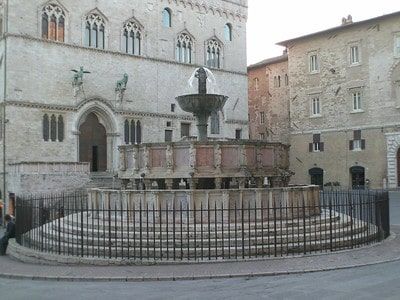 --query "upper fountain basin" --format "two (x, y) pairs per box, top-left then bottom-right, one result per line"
(176, 94), (228, 114)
